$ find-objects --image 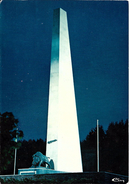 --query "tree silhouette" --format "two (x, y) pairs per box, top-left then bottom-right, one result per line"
(83, 125), (105, 149)
(81, 120), (128, 175)
(81, 125), (105, 171)
(1, 112), (23, 174)
(103, 119), (128, 175)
